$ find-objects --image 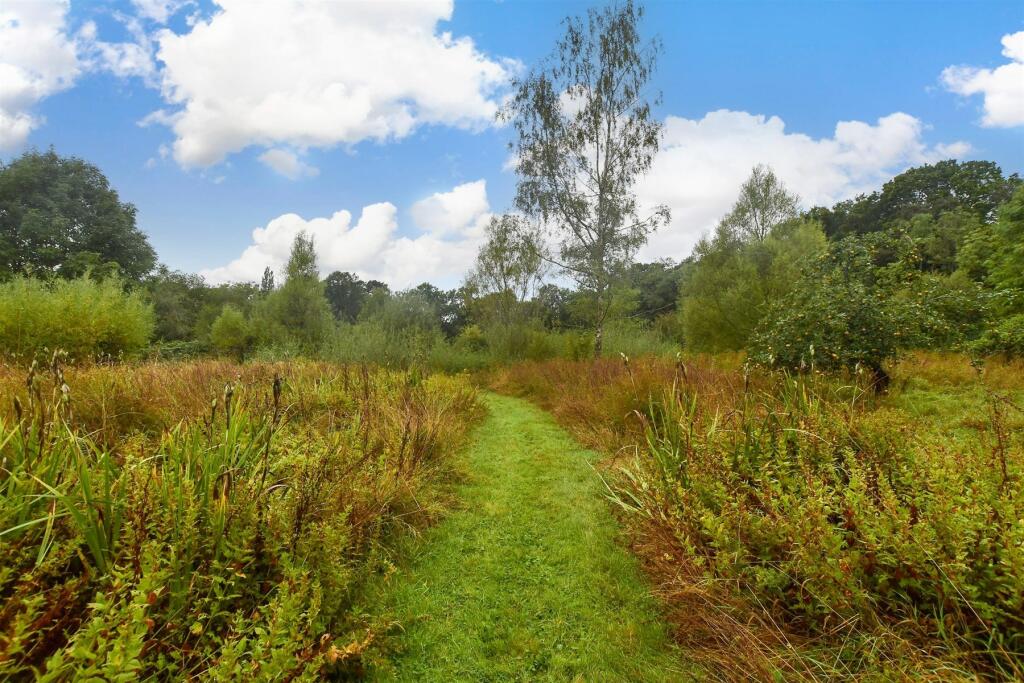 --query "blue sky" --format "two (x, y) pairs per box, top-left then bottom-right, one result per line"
(2, 0), (1022, 287)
